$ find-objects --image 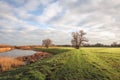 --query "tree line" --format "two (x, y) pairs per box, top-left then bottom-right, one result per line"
(42, 30), (120, 49)
(84, 42), (120, 47)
